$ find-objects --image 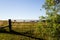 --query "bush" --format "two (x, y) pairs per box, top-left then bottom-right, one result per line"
(37, 21), (60, 40)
